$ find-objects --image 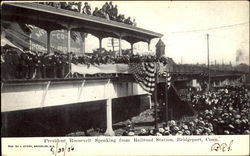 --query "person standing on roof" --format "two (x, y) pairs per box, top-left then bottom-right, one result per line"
(106, 2), (113, 18)
(77, 2), (82, 13)
(109, 2), (114, 10)
(82, 2), (91, 15)
(132, 19), (137, 26)
(102, 2), (109, 13)
(110, 5), (118, 20)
